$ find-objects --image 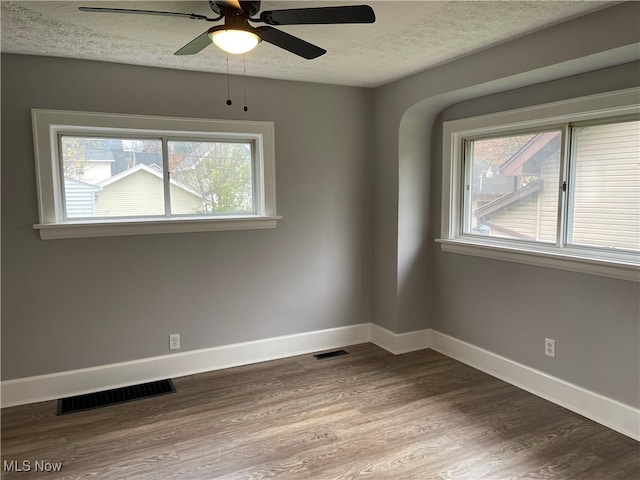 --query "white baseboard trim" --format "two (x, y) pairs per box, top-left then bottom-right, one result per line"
(3, 323), (637, 441)
(0, 323), (371, 408)
(371, 324), (430, 354)
(429, 330), (640, 441)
